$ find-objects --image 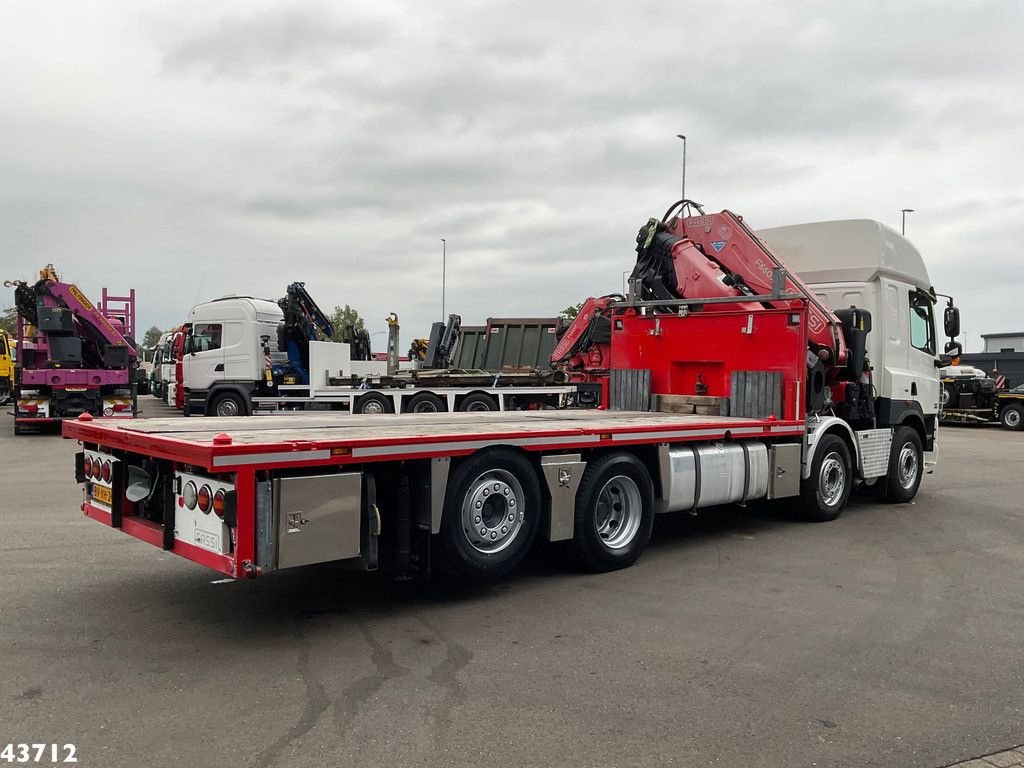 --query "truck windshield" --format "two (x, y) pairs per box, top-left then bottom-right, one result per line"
(909, 290), (935, 355)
